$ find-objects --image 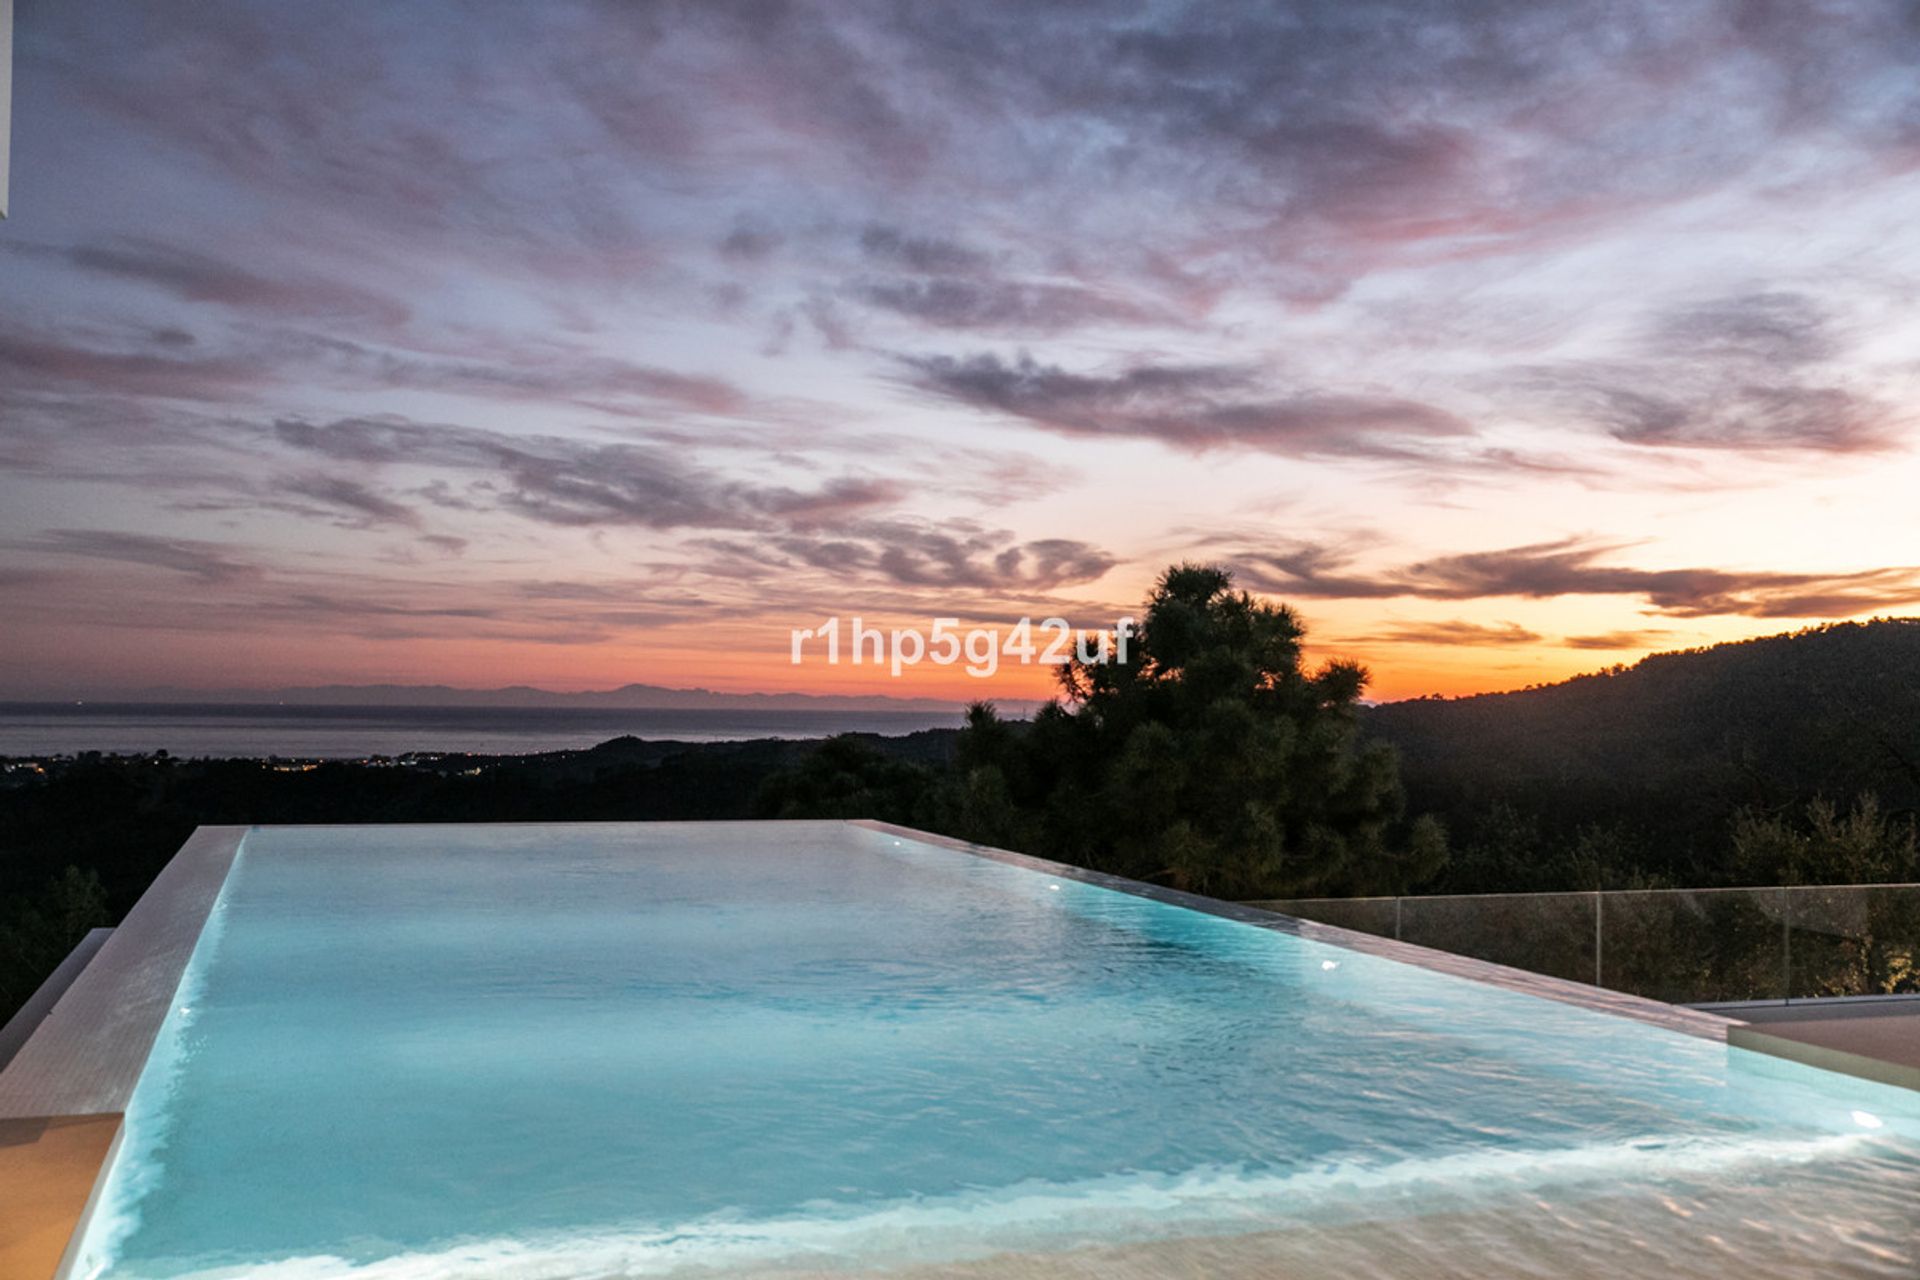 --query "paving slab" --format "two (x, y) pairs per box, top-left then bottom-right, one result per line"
(0, 1114), (122, 1280)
